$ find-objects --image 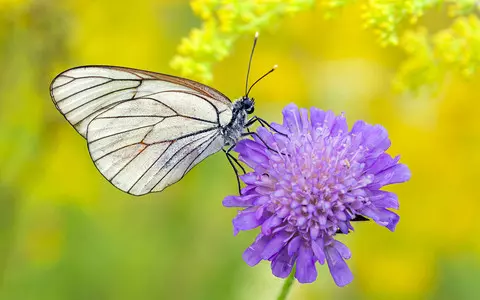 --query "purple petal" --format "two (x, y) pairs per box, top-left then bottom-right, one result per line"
(310, 107), (326, 128)
(362, 124), (389, 150)
(365, 153), (397, 175)
(299, 108), (311, 132)
(331, 113), (348, 137)
(261, 215), (283, 235)
(233, 140), (249, 153)
(243, 235), (270, 266)
(369, 190), (399, 209)
(243, 138), (266, 152)
(337, 221), (349, 234)
(351, 120), (366, 135)
(287, 236), (301, 256)
(239, 173), (257, 184)
(371, 163), (411, 187)
(360, 206), (400, 231)
(295, 244), (317, 284)
(254, 195), (270, 206)
(240, 147), (269, 166)
(233, 210), (263, 233)
(240, 185), (257, 195)
(257, 126), (276, 145)
(325, 245), (353, 287)
(323, 110), (336, 134)
(261, 231), (290, 259)
(282, 104), (301, 133)
(222, 194), (258, 207)
(309, 224), (320, 240)
(270, 122), (288, 135)
(311, 239), (325, 264)
(271, 247), (296, 278)
(332, 240), (351, 259)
